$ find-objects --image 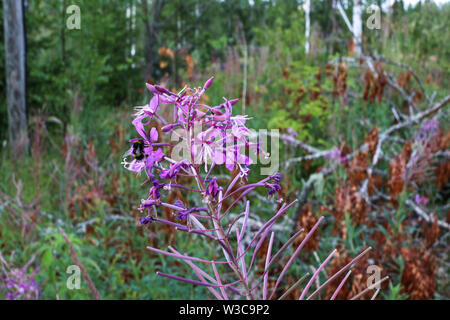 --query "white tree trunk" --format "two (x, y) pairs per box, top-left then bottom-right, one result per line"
(126, 0), (136, 67)
(303, 0), (311, 54)
(3, 0), (29, 155)
(352, 0), (363, 56)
